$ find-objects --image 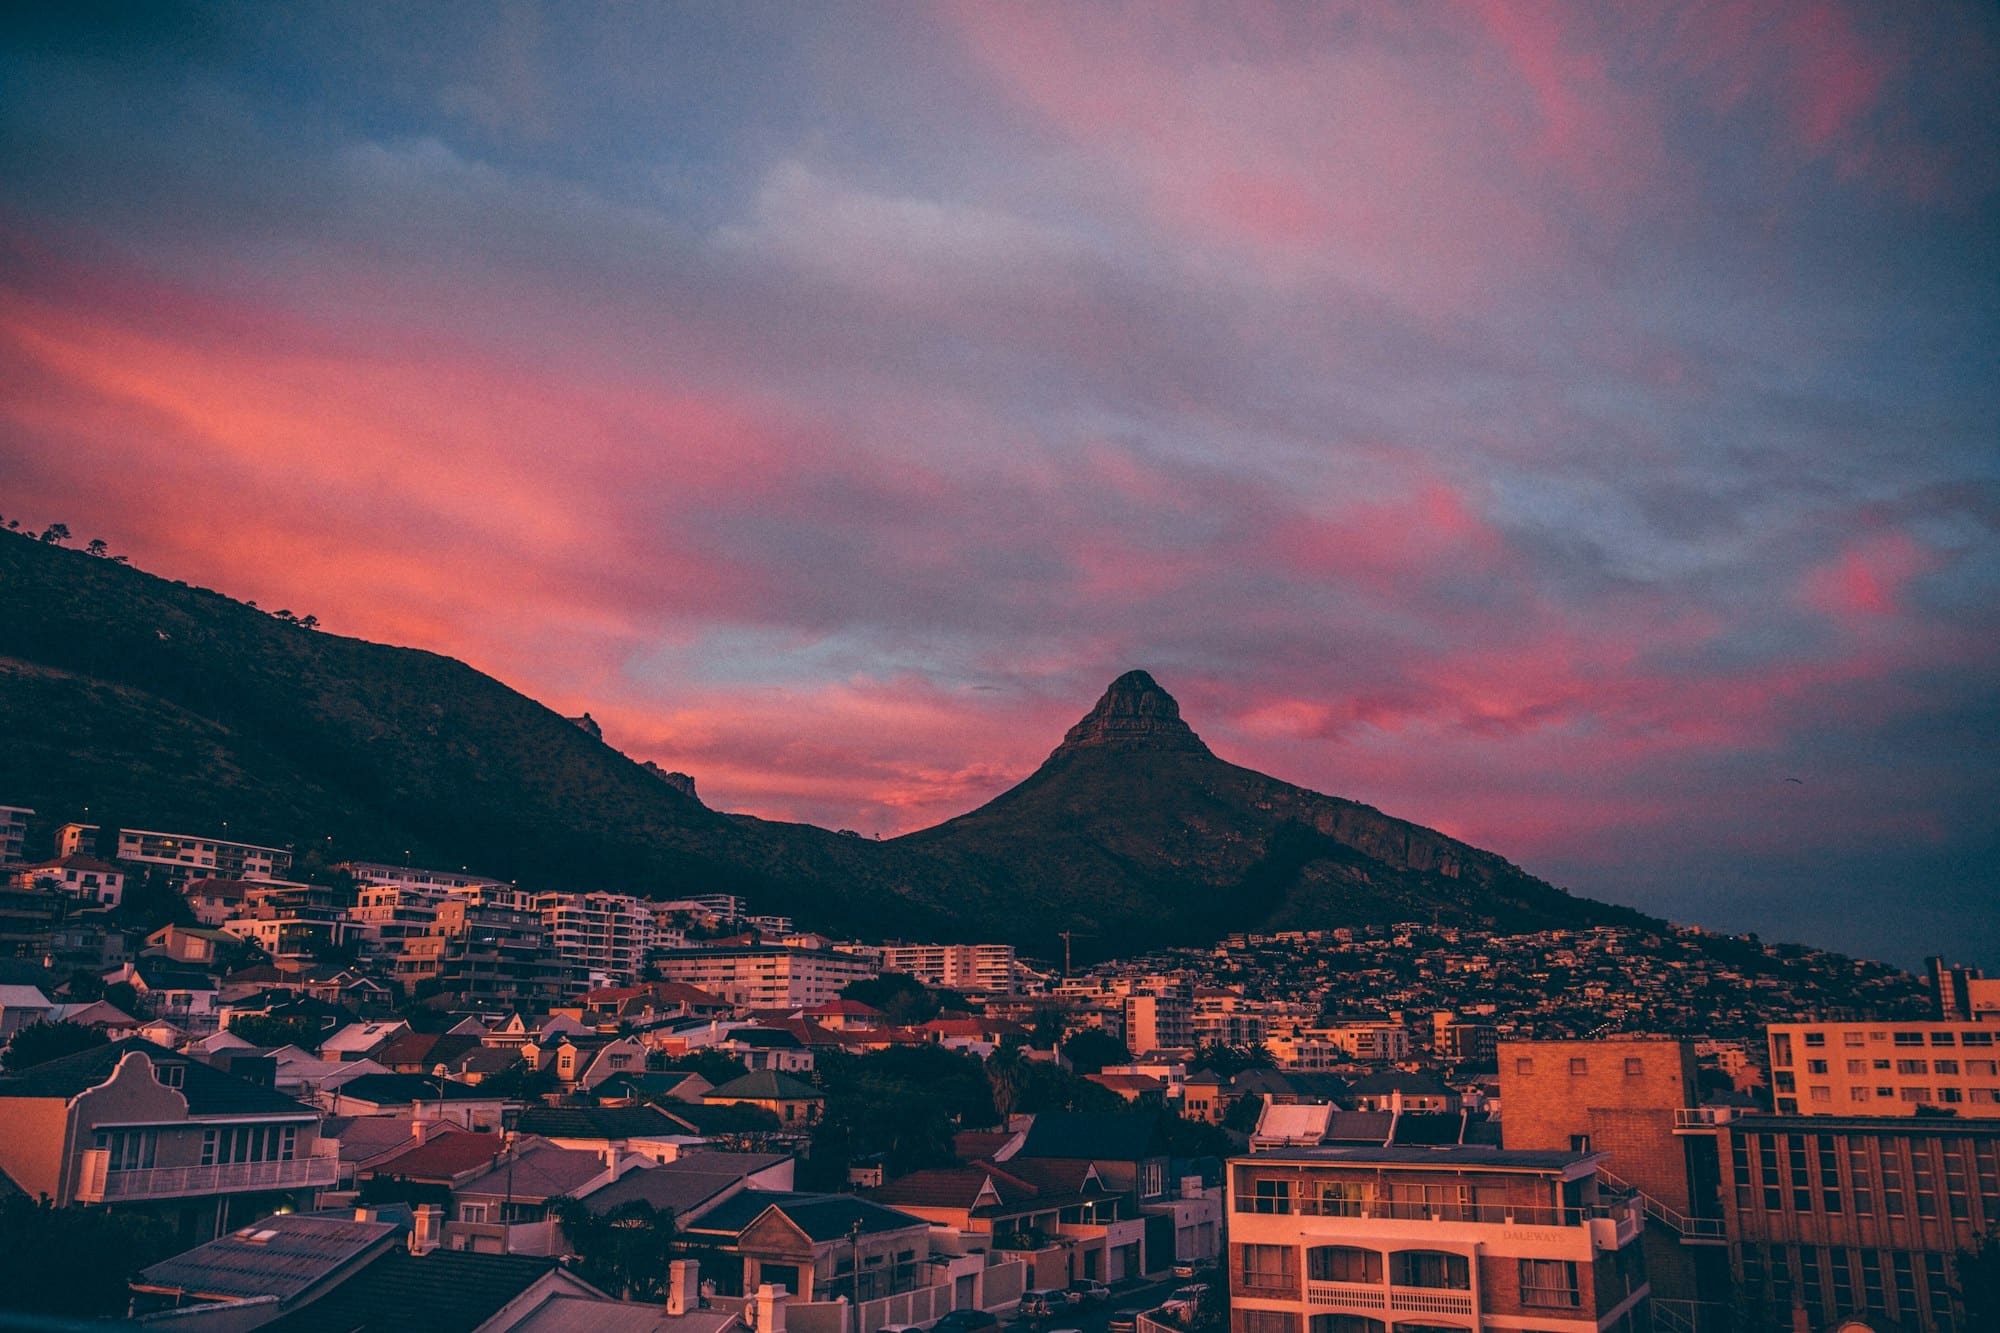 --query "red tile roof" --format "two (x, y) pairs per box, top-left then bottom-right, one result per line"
(363, 1130), (506, 1180)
